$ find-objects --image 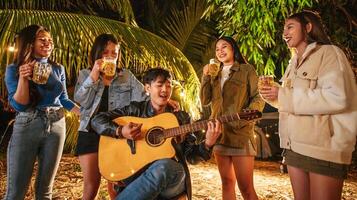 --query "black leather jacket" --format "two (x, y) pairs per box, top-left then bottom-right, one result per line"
(91, 100), (212, 200)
